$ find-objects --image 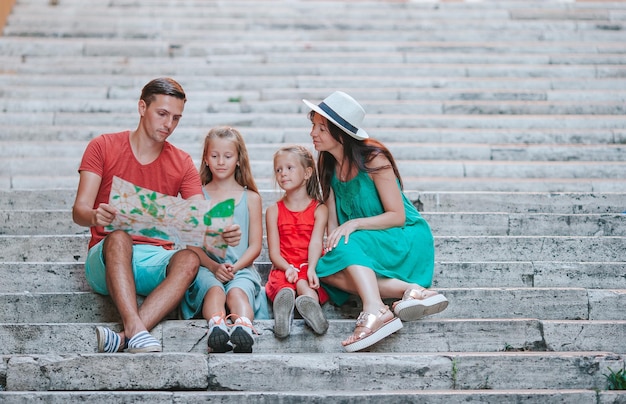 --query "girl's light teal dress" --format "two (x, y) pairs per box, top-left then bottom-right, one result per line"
(316, 171), (435, 306)
(180, 189), (270, 320)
